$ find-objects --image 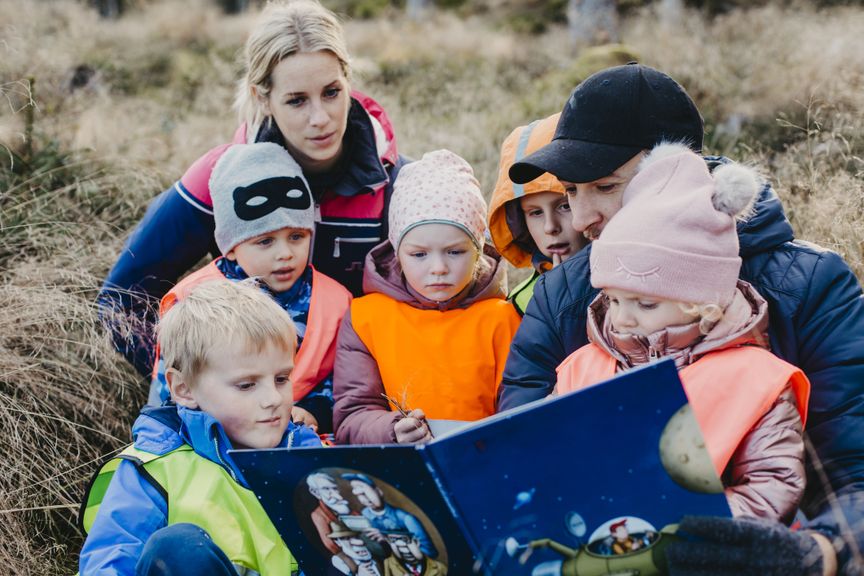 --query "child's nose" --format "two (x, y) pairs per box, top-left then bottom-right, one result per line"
(544, 214), (560, 234)
(260, 381), (284, 408)
(429, 255), (448, 274)
(614, 307), (637, 328)
(276, 245), (294, 260)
